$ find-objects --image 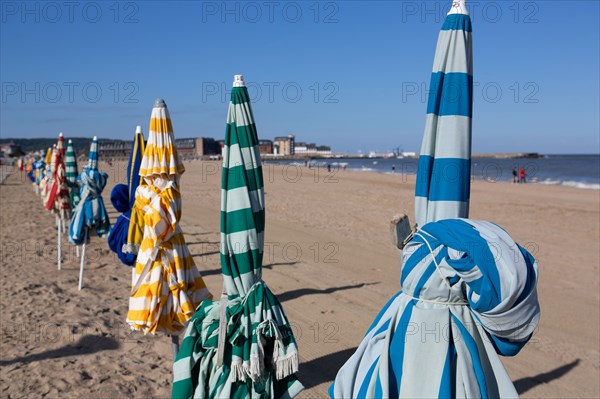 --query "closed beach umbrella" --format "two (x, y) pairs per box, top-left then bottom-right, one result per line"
(125, 126), (146, 255)
(330, 2), (541, 398)
(107, 126), (145, 266)
(45, 133), (71, 270)
(33, 151), (45, 194)
(126, 99), (210, 335)
(69, 136), (110, 243)
(45, 133), (71, 219)
(330, 219), (540, 398)
(65, 139), (80, 208)
(414, 0), (473, 228)
(25, 156), (35, 183)
(69, 136), (111, 289)
(172, 75), (303, 399)
(40, 146), (55, 202)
